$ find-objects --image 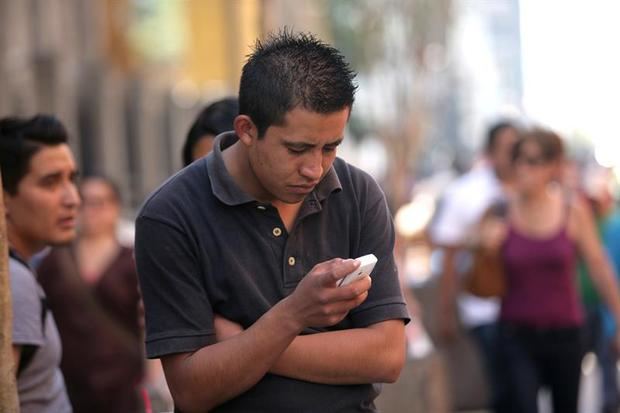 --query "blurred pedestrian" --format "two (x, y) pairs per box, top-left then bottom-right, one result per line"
(578, 166), (620, 413)
(1, 114), (80, 413)
(598, 193), (620, 413)
(478, 128), (620, 413)
(37, 176), (144, 413)
(181, 97), (238, 166)
(430, 121), (518, 412)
